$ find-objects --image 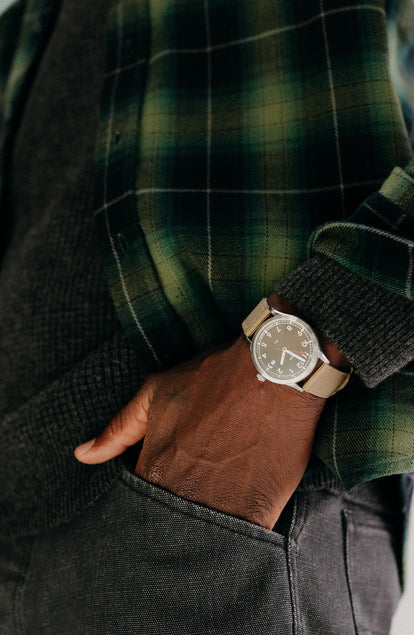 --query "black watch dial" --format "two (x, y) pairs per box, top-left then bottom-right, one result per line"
(251, 315), (319, 384)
